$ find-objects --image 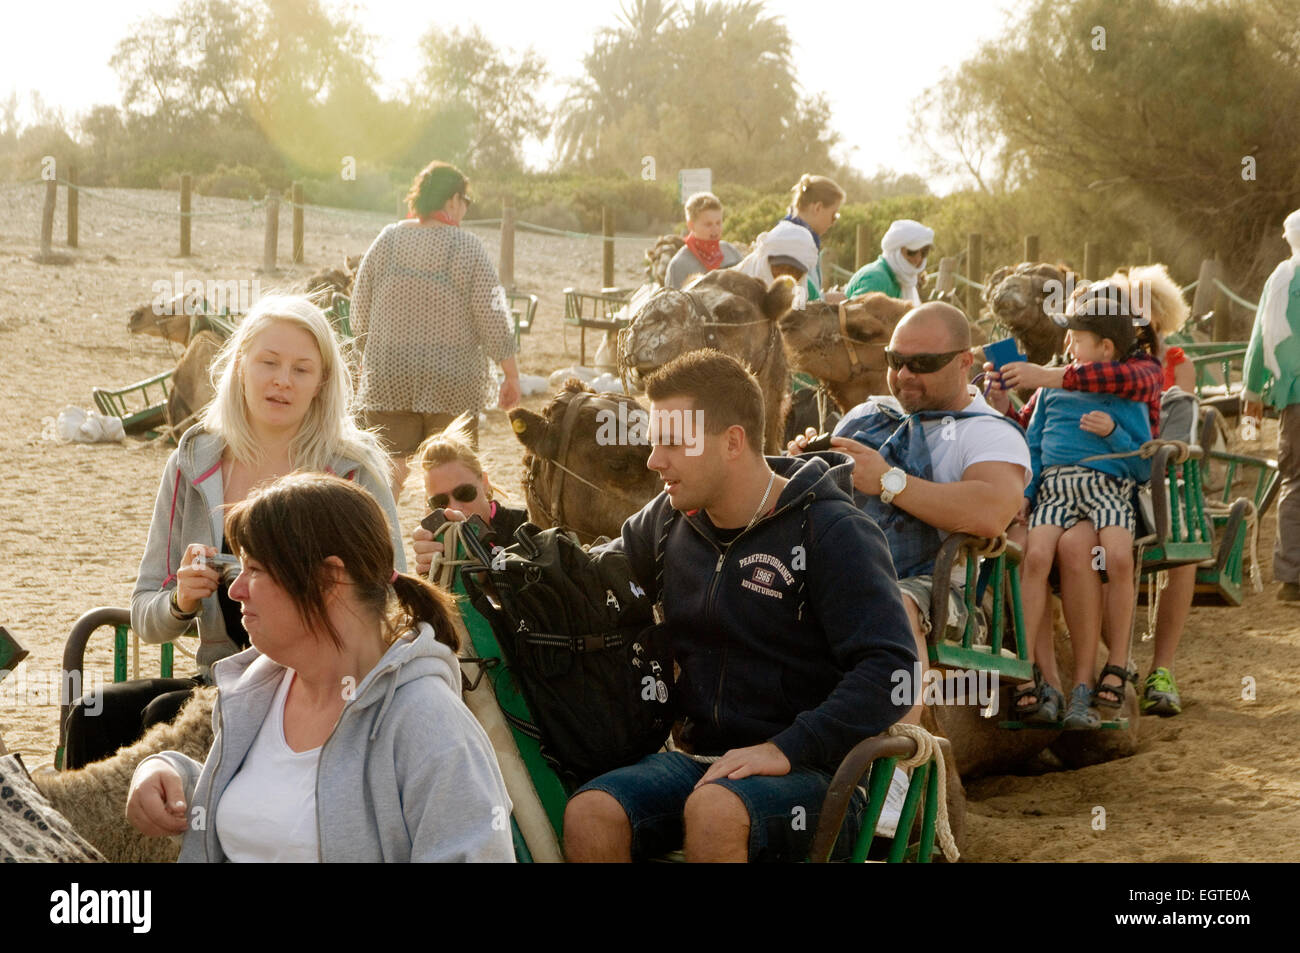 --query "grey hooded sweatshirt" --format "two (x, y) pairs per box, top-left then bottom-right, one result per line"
(131, 425), (406, 675)
(140, 623), (515, 863)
